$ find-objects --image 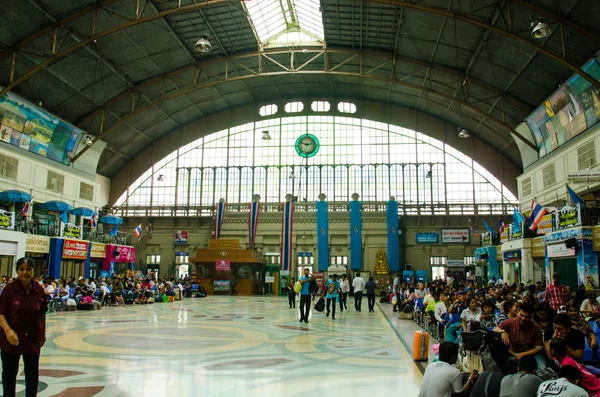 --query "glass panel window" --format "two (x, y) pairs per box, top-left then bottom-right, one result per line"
(311, 101), (330, 112)
(259, 104), (278, 116)
(338, 102), (357, 114)
(285, 102), (304, 113)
